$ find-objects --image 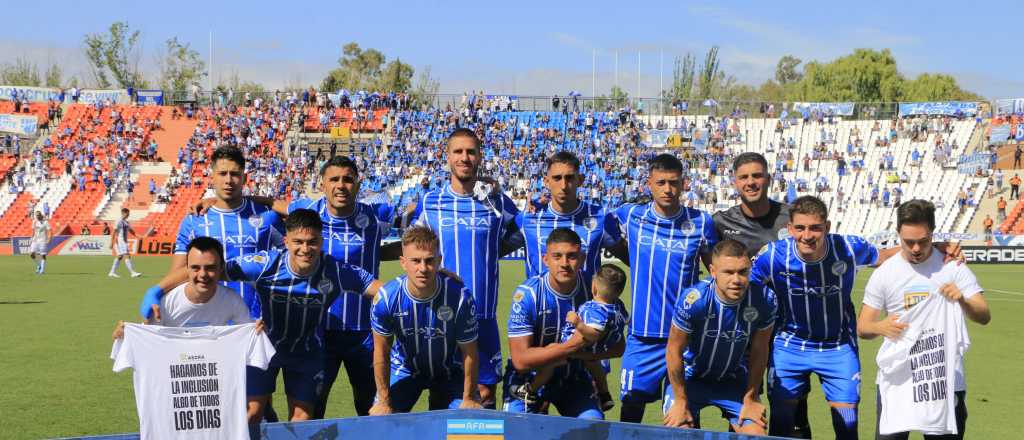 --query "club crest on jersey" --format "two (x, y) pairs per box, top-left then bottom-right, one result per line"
(318, 278), (334, 295)
(682, 289), (700, 309)
(742, 306), (759, 322)
(584, 217), (599, 231)
(831, 260), (848, 276)
(777, 228), (791, 240)
(679, 220), (696, 234)
(248, 216), (263, 228)
(437, 305), (454, 321)
(354, 214), (369, 229)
